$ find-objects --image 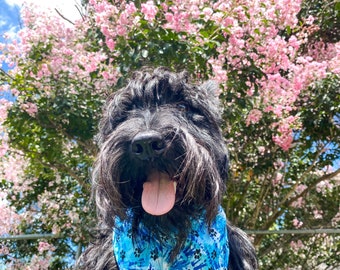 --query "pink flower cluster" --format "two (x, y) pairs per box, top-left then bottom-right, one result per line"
(90, 1), (139, 49)
(292, 218), (303, 228)
(38, 241), (55, 253)
(313, 209), (323, 219)
(20, 102), (38, 117)
(4, 2), (118, 99)
(141, 1), (158, 22)
(316, 180), (334, 195)
(3, 0), (336, 152)
(0, 192), (22, 235)
(0, 151), (33, 194)
(246, 109), (263, 126)
(272, 172), (284, 186)
(116, 0), (336, 154)
(290, 239), (304, 252)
